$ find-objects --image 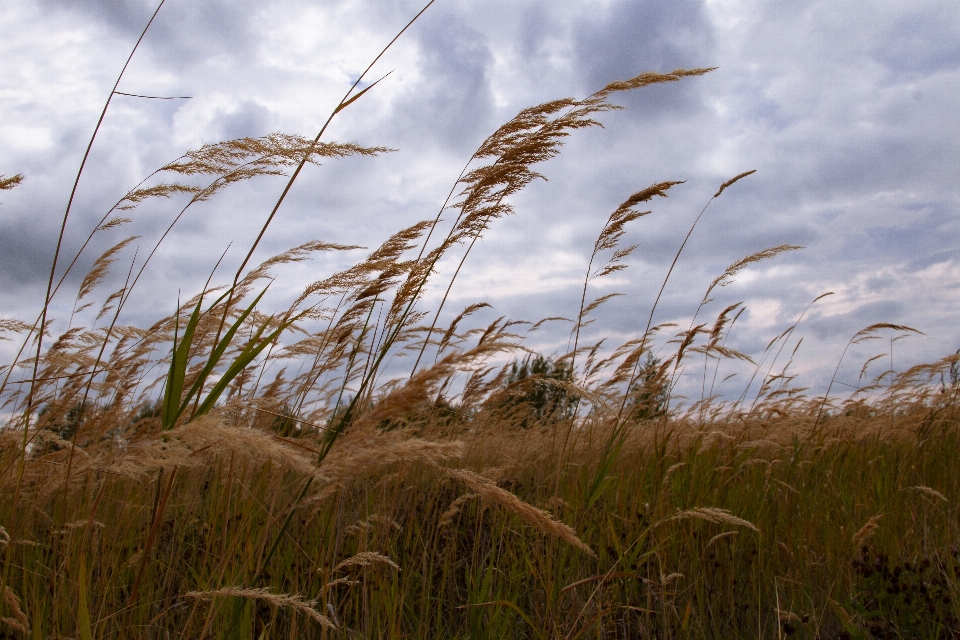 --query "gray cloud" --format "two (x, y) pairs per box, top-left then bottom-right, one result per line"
(386, 7), (496, 150)
(573, 0), (715, 93)
(42, 0), (261, 69)
(3, 0), (960, 396)
(212, 100), (273, 139)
